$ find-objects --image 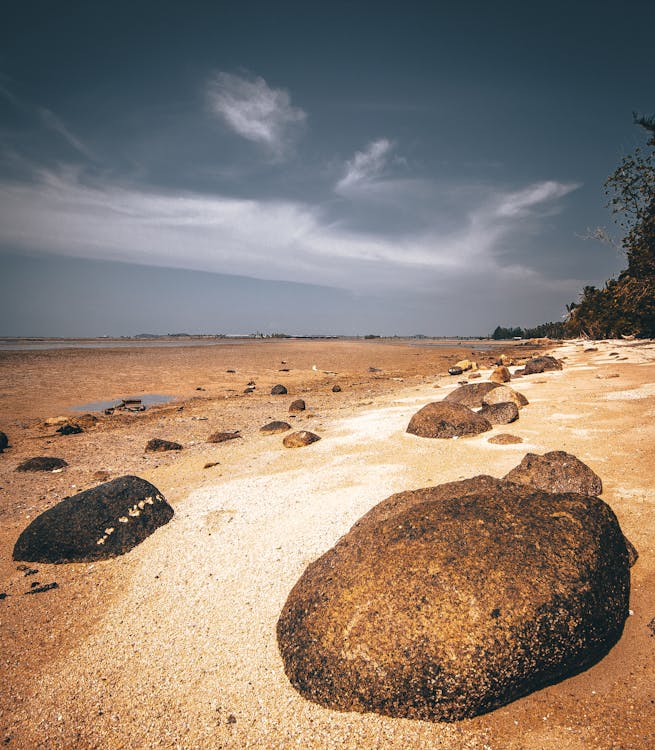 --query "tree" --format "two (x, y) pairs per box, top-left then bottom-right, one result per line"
(566, 114), (655, 338)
